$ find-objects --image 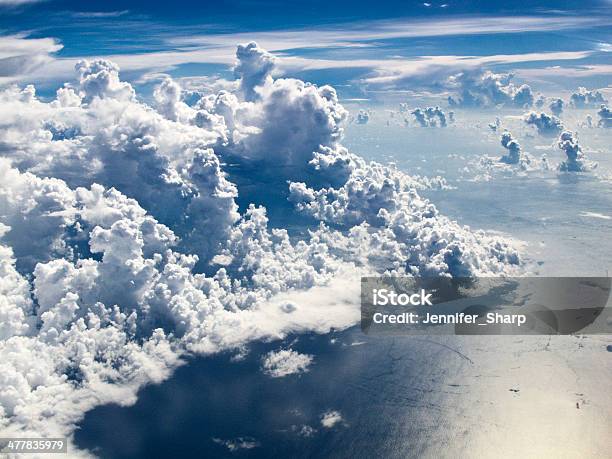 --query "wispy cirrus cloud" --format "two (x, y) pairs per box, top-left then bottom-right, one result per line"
(70, 10), (130, 19)
(26, 46), (598, 92)
(0, 0), (44, 6)
(0, 34), (62, 83)
(2, 14), (611, 89)
(357, 51), (596, 87)
(516, 64), (612, 78)
(168, 15), (612, 50)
